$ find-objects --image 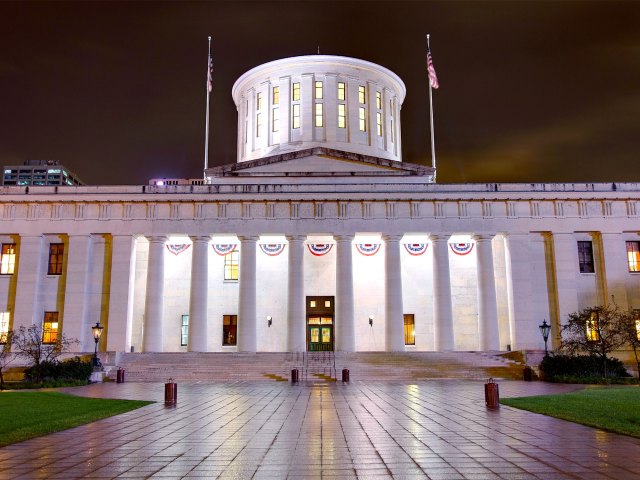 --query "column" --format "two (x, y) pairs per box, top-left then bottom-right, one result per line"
(335, 235), (355, 352)
(12, 235), (45, 330)
(62, 235), (93, 351)
(431, 234), (454, 350)
(552, 233), (580, 326)
(237, 236), (258, 352)
(106, 235), (136, 352)
(474, 234), (500, 350)
(600, 233), (629, 307)
(188, 236), (210, 352)
(143, 236), (166, 352)
(286, 235), (306, 352)
(383, 234), (404, 351)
